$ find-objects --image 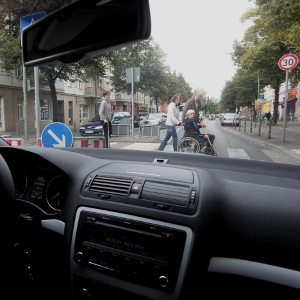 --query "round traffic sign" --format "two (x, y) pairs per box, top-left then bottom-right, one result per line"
(278, 54), (299, 71)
